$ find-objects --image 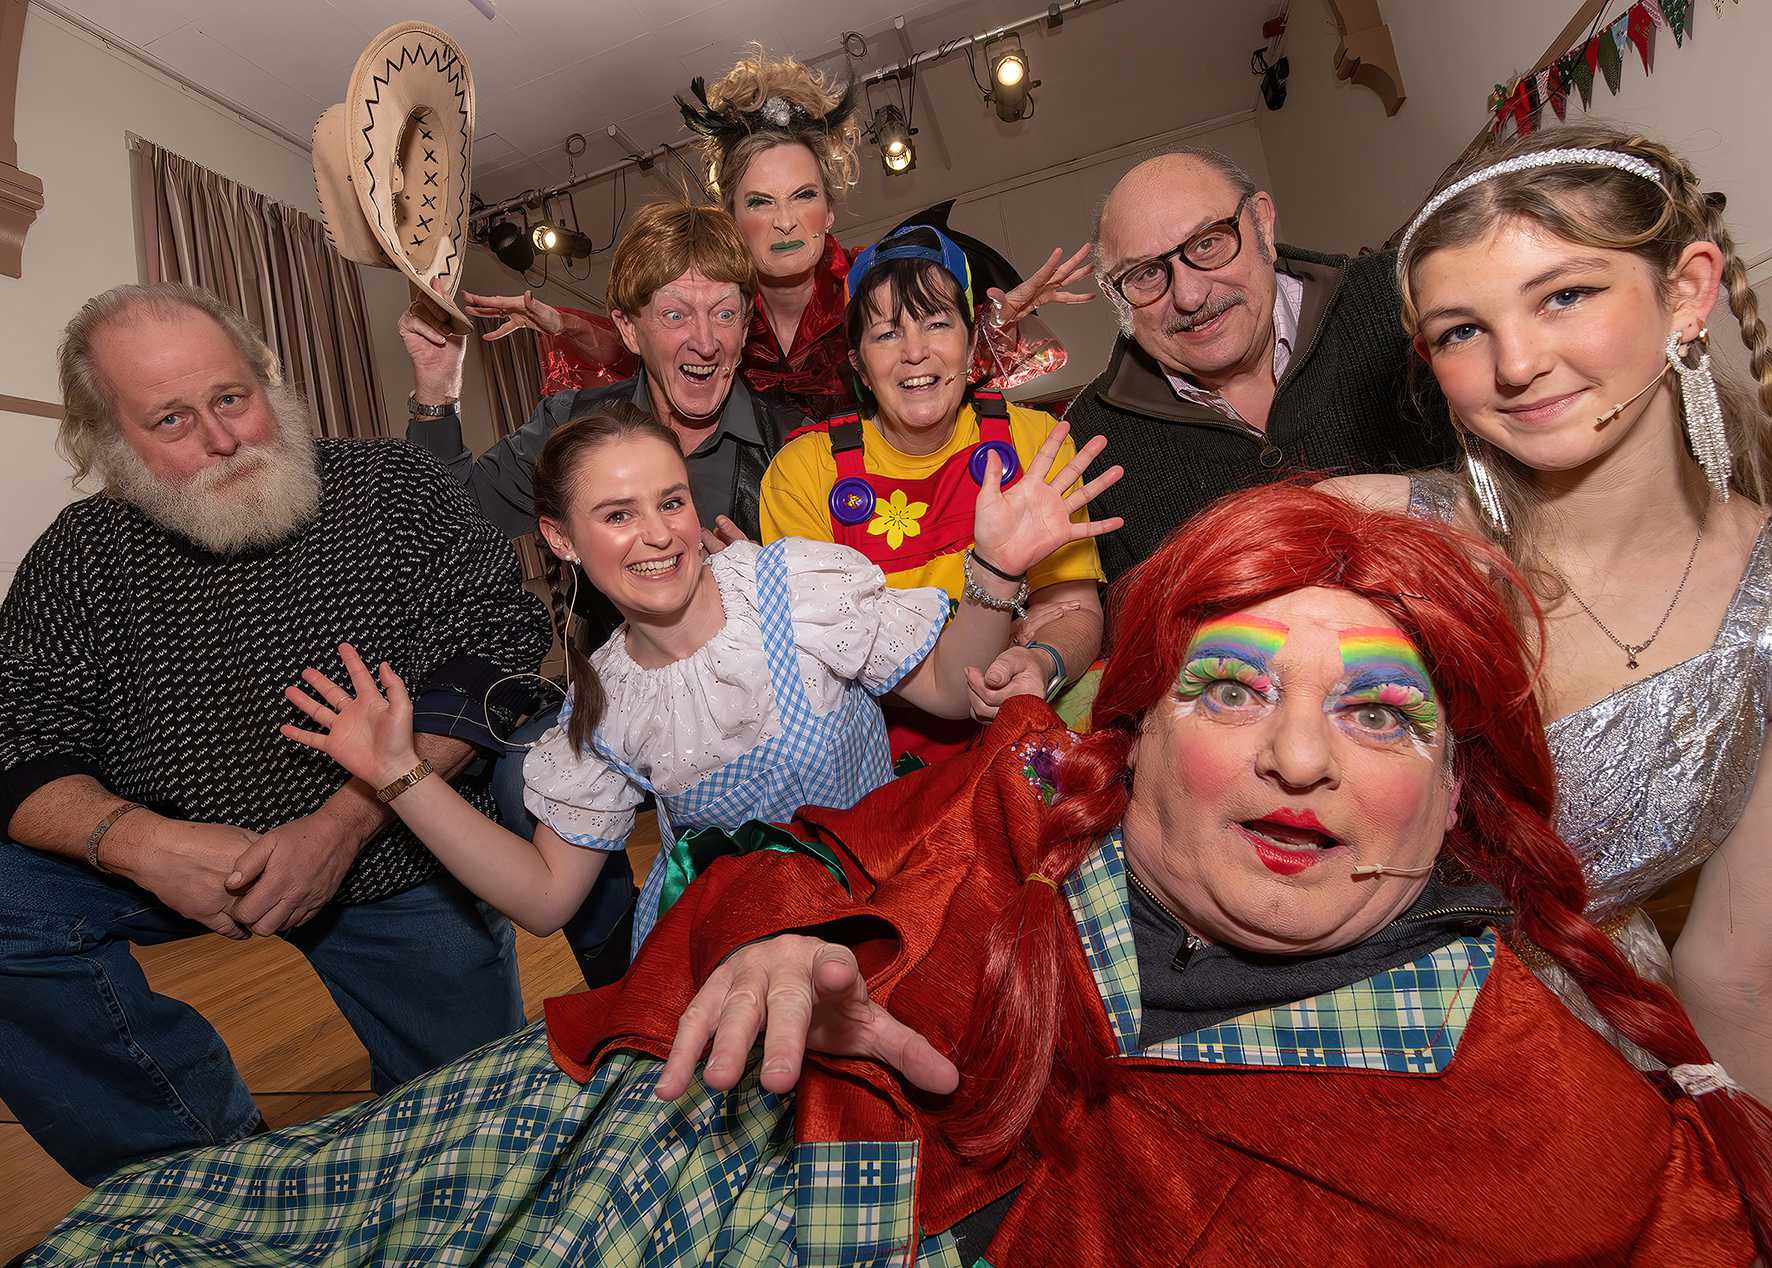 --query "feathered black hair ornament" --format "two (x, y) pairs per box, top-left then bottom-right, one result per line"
(675, 74), (858, 153)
